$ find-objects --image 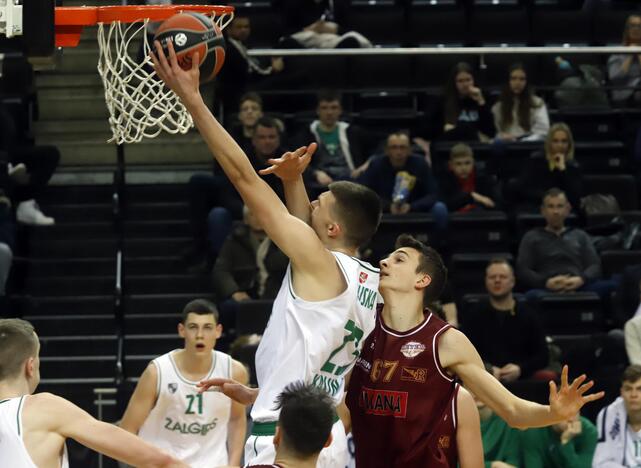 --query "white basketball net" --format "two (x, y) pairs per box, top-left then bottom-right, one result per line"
(96, 11), (233, 144)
